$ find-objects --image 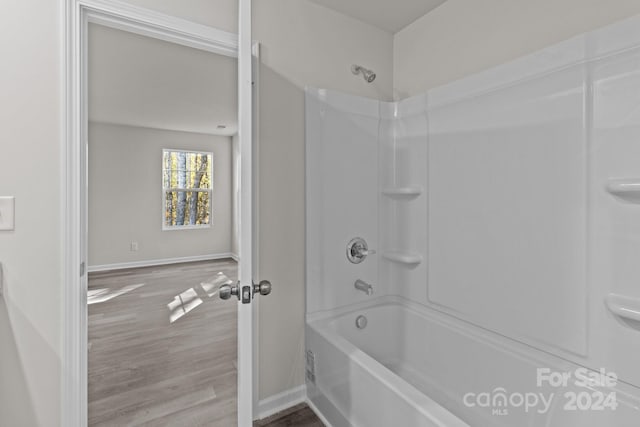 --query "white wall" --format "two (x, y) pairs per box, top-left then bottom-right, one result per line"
(0, 1), (62, 426)
(253, 0), (393, 400)
(255, 0), (393, 102)
(88, 123), (232, 268)
(393, 0), (640, 98)
(88, 23), (239, 137)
